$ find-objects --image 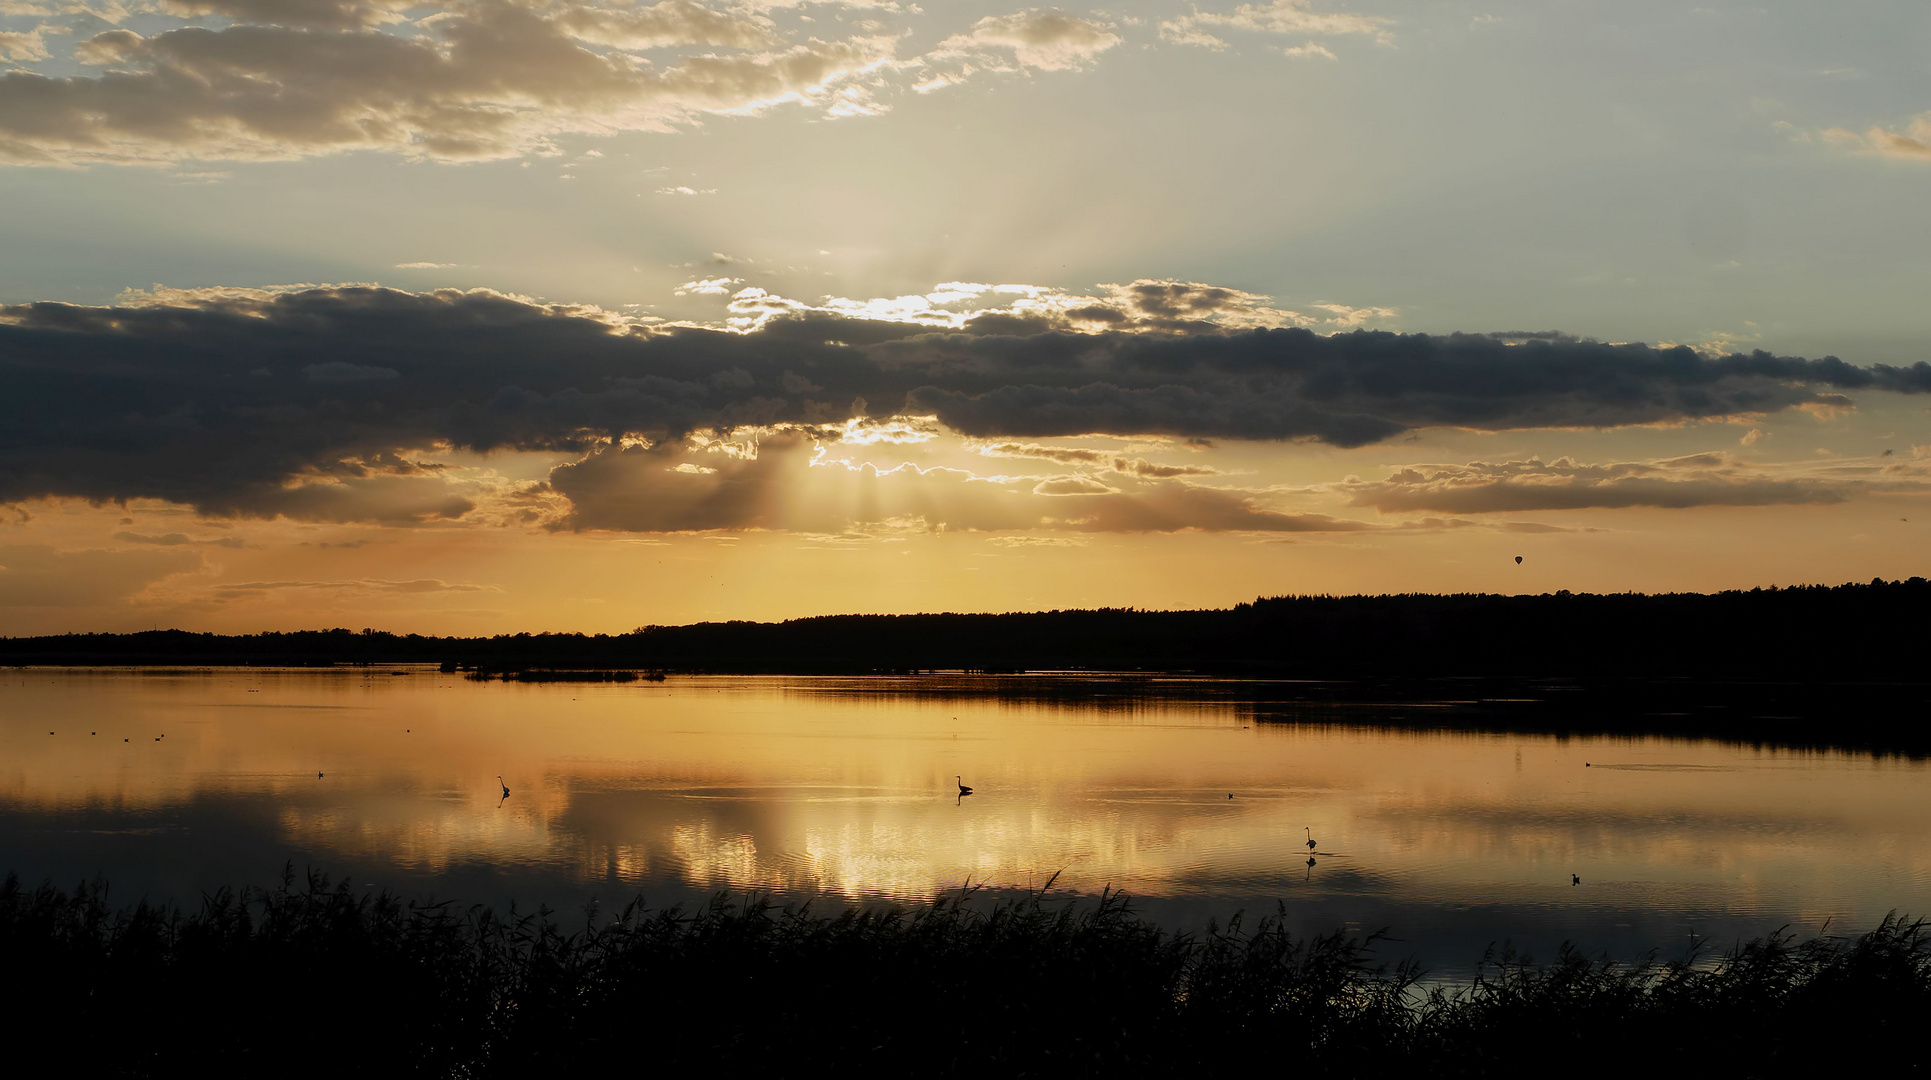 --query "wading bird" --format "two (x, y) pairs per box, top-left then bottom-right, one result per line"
(957, 775), (974, 797)
(1306, 827), (1318, 853)
(1572, 874), (1580, 886)
(498, 776), (511, 800)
